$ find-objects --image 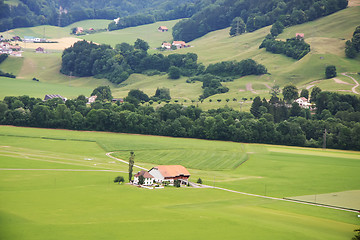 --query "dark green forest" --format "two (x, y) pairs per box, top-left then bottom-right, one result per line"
(172, 0), (348, 42)
(0, 0), (197, 31)
(1, 87), (359, 151)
